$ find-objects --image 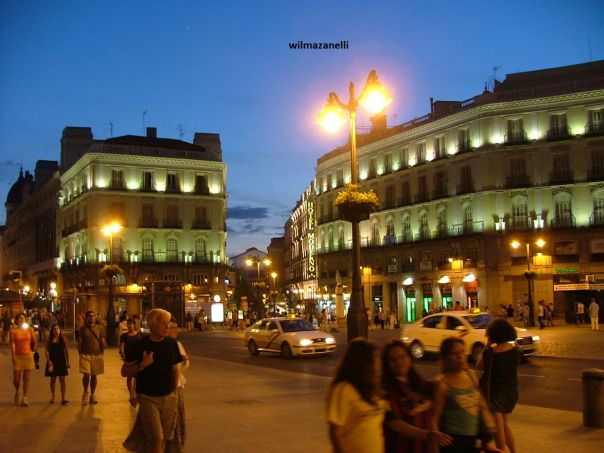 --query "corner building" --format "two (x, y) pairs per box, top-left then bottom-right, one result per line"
(301, 61), (604, 324)
(59, 127), (228, 319)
